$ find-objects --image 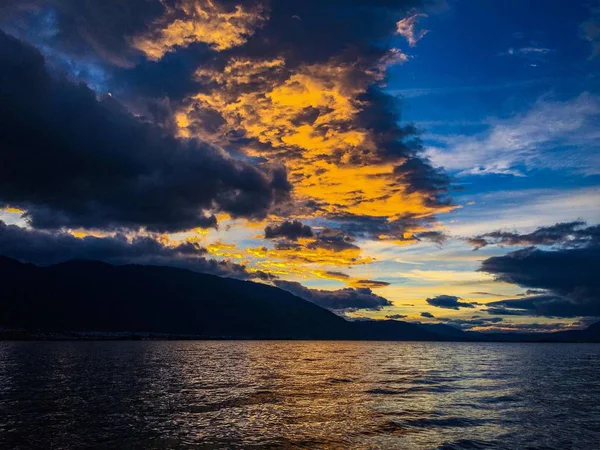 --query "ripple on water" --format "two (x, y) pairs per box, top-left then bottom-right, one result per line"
(366, 384), (456, 395)
(326, 377), (355, 383)
(401, 416), (490, 428)
(437, 438), (504, 449)
(0, 341), (598, 450)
